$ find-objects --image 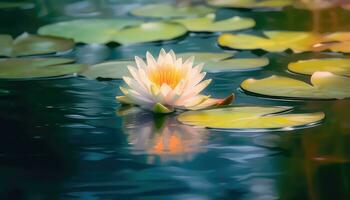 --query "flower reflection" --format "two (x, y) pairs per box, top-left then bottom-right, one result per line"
(119, 107), (208, 163)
